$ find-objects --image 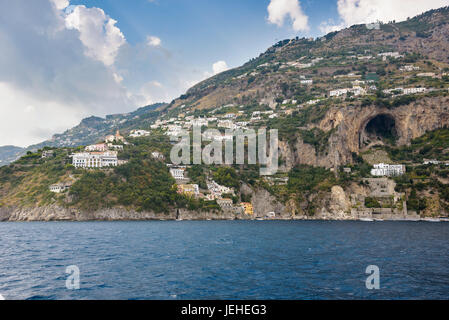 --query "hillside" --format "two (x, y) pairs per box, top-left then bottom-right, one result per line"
(1, 7), (449, 221)
(0, 103), (166, 166)
(166, 7), (449, 112)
